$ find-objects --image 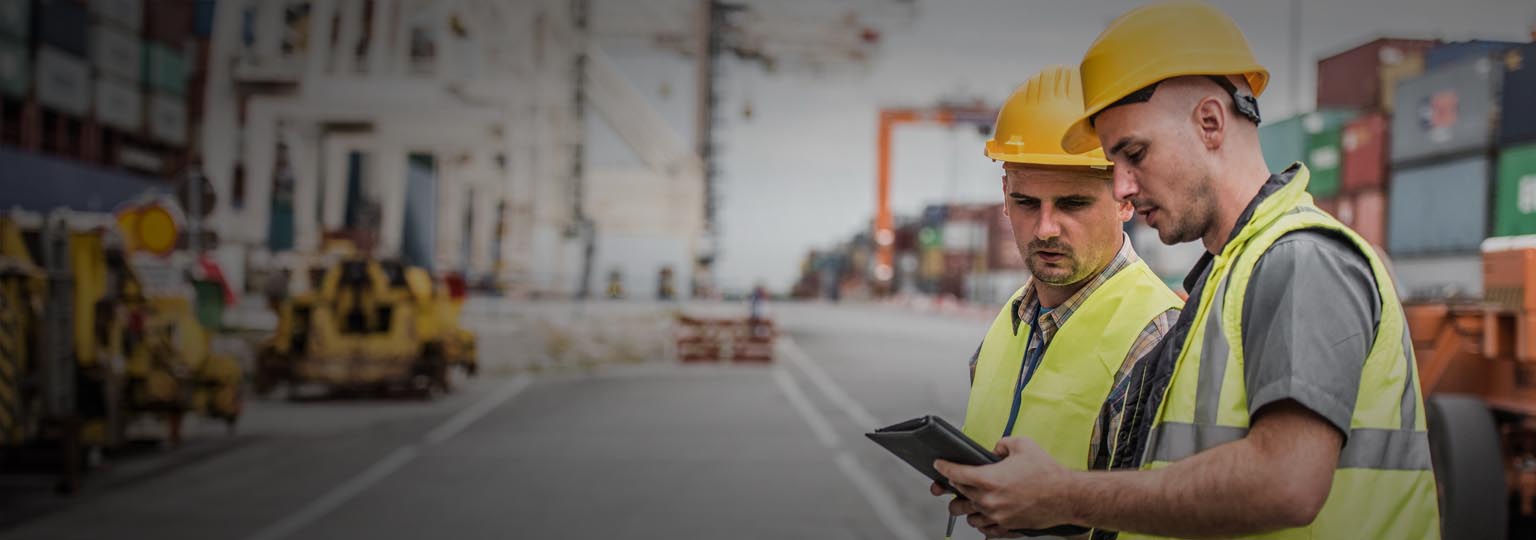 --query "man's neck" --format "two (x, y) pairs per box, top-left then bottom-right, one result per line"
(1032, 235), (1124, 308)
(1202, 158), (1273, 255)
